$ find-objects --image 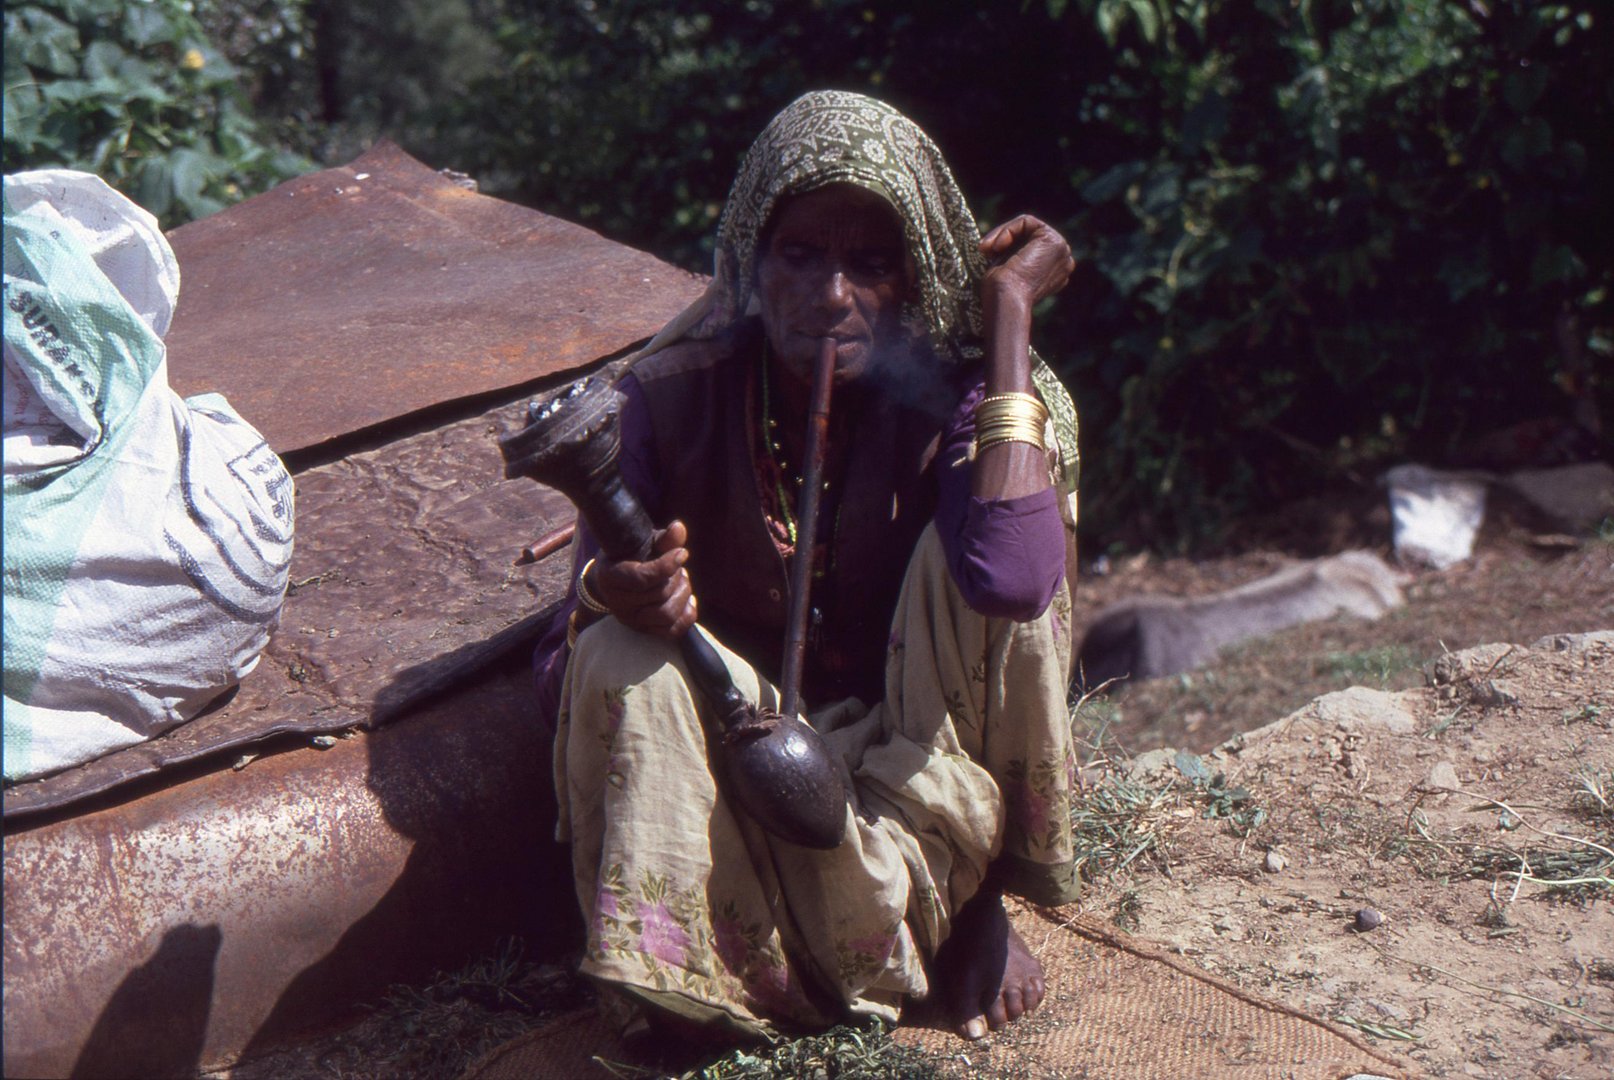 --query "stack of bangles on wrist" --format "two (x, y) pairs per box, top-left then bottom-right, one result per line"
(568, 557), (612, 648)
(973, 391), (1048, 454)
